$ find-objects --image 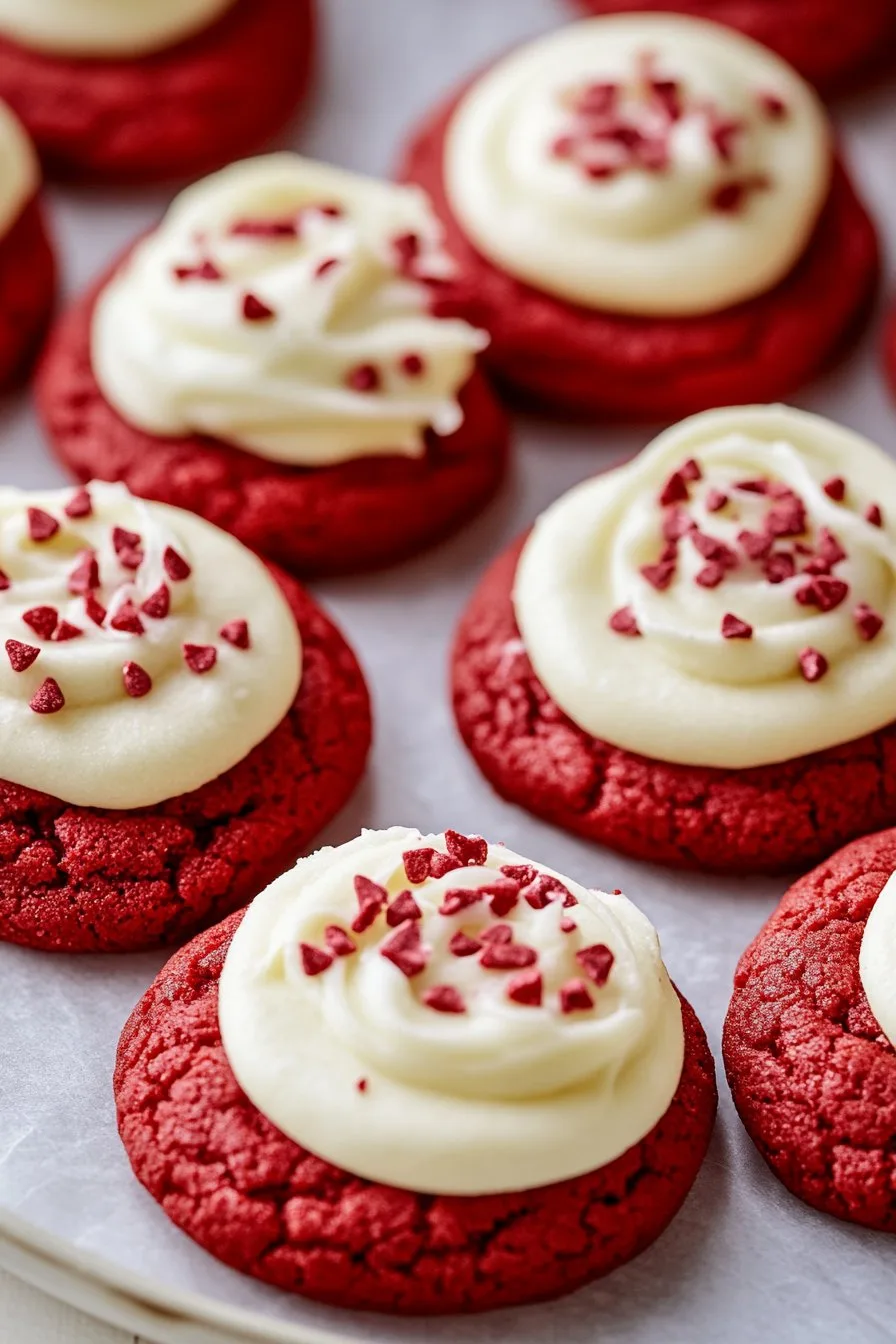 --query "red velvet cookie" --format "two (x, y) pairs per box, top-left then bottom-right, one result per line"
(454, 407), (896, 873)
(0, 484), (370, 954)
(0, 194), (55, 389)
(0, 0), (315, 183)
(724, 828), (896, 1231)
(115, 838), (716, 1314)
(36, 158), (510, 577)
(398, 19), (879, 421)
(569, 1), (896, 97)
